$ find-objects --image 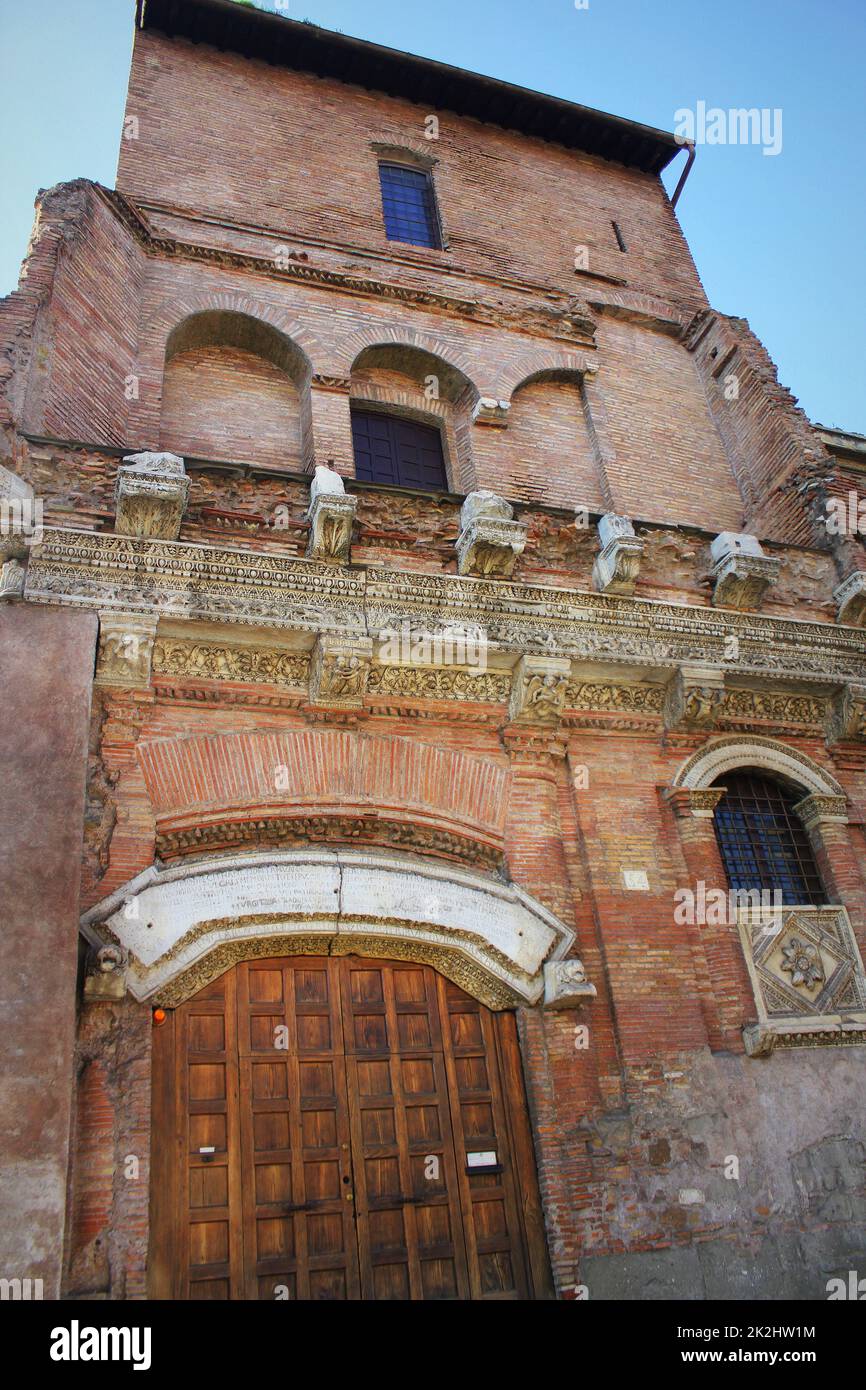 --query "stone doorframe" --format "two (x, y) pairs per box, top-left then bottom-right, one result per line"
(79, 847), (579, 1011)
